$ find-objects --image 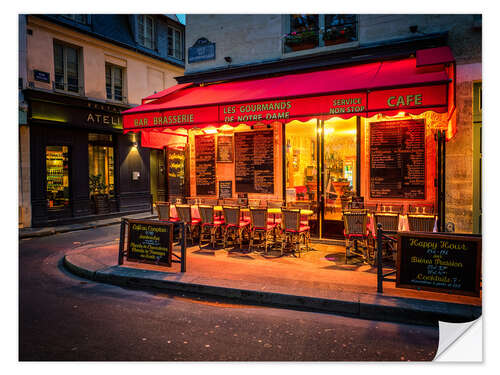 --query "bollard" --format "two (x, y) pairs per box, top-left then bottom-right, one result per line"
(376, 223), (383, 293)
